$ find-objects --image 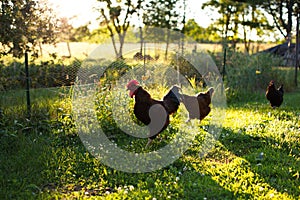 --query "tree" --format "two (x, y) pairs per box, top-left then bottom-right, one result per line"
(89, 27), (111, 44)
(202, 0), (272, 52)
(0, 0), (58, 58)
(202, 0), (242, 48)
(237, 0), (298, 43)
(73, 24), (92, 42)
(58, 17), (75, 58)
(184, 19), (222, 43)
(262, 0), (296, 43)
(239, 2), (273, 52)
(143, 0), (183, 59)
(96, 0), (142, 59)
